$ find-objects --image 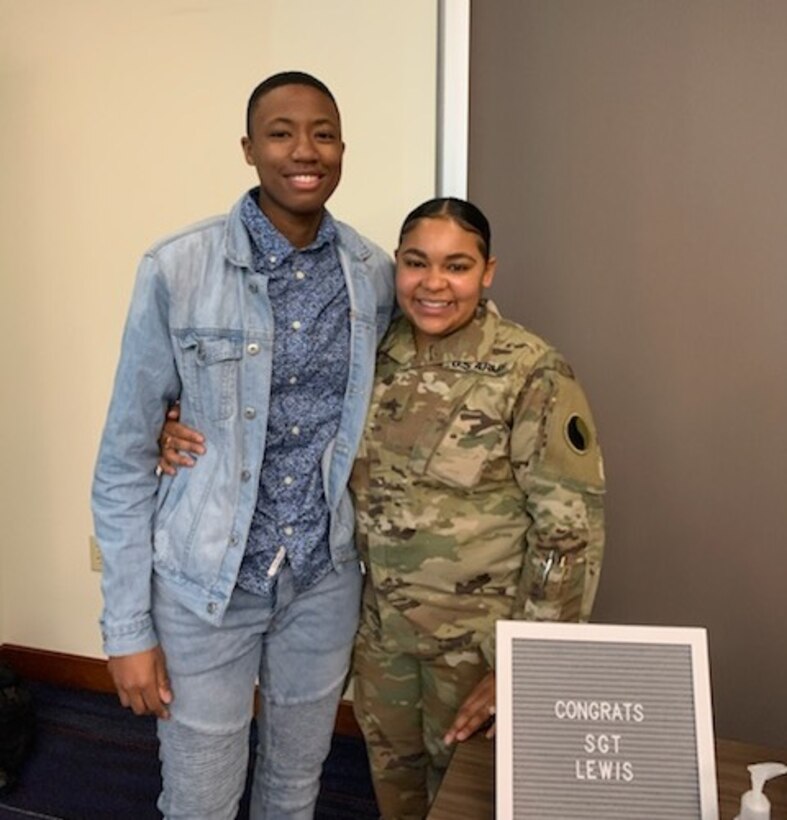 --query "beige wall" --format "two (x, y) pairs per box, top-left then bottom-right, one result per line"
(0, 0), (436, 657)
(469, 1), (787, 747)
